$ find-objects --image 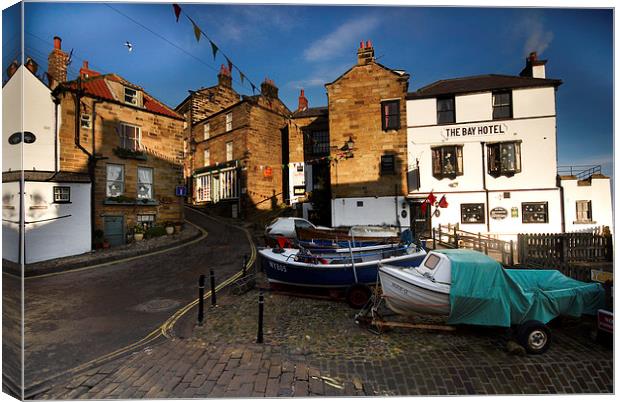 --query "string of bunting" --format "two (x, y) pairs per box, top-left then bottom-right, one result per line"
(172, 3), (259, 94)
